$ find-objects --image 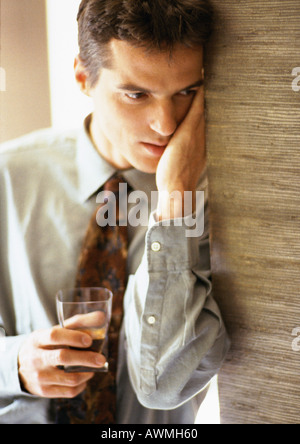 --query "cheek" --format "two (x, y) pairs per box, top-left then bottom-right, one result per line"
(92, 90), (148, 143)
(115, 97), (147, 127)
(93, 95), (125, 139)
(110, 102), (148, 140)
